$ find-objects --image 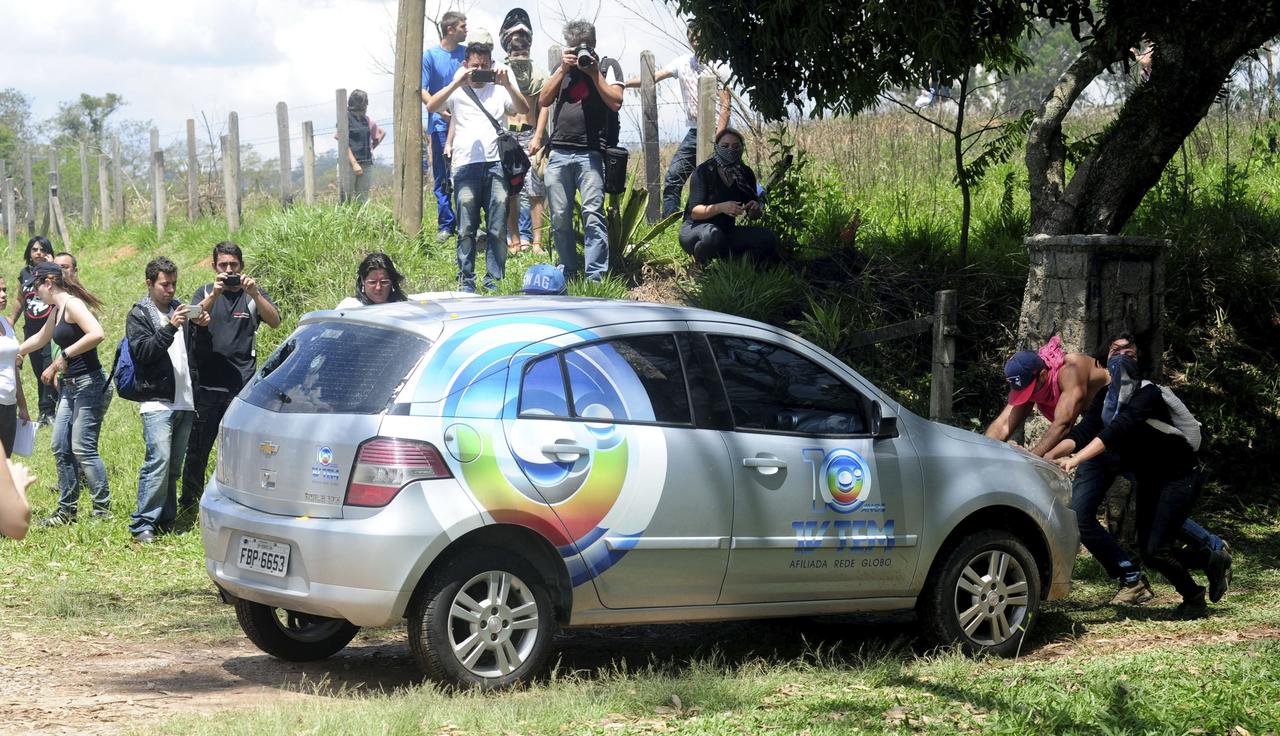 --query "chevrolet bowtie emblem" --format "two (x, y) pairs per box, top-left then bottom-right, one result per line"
(259, 441), (280, 457)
